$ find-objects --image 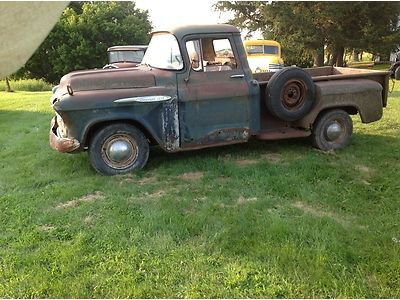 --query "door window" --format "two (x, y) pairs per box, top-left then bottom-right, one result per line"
(186, 37), (237, 72)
